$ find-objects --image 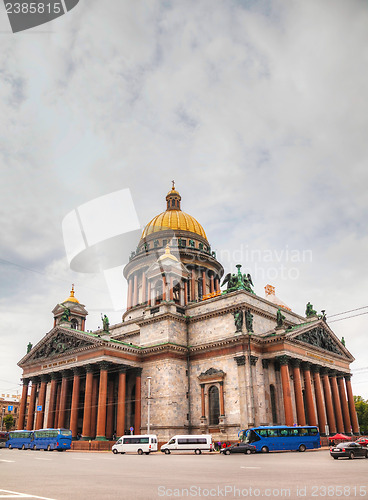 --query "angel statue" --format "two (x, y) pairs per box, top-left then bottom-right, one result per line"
(101, 314), (110, 333)
(242, 273), (254, 294)
(221, 273), (238, 291)
(305, 302), (317, 317)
